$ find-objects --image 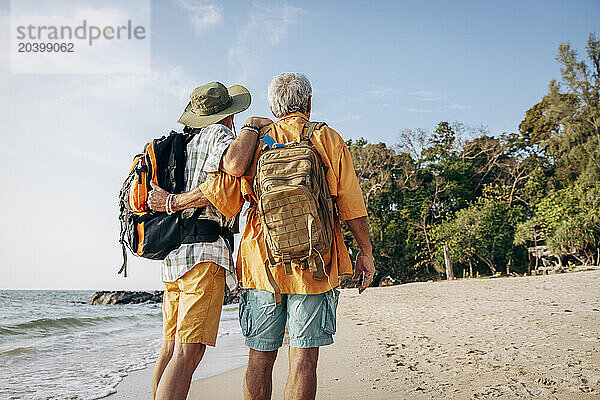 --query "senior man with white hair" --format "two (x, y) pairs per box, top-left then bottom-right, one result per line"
(199, 72), (376, 400)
